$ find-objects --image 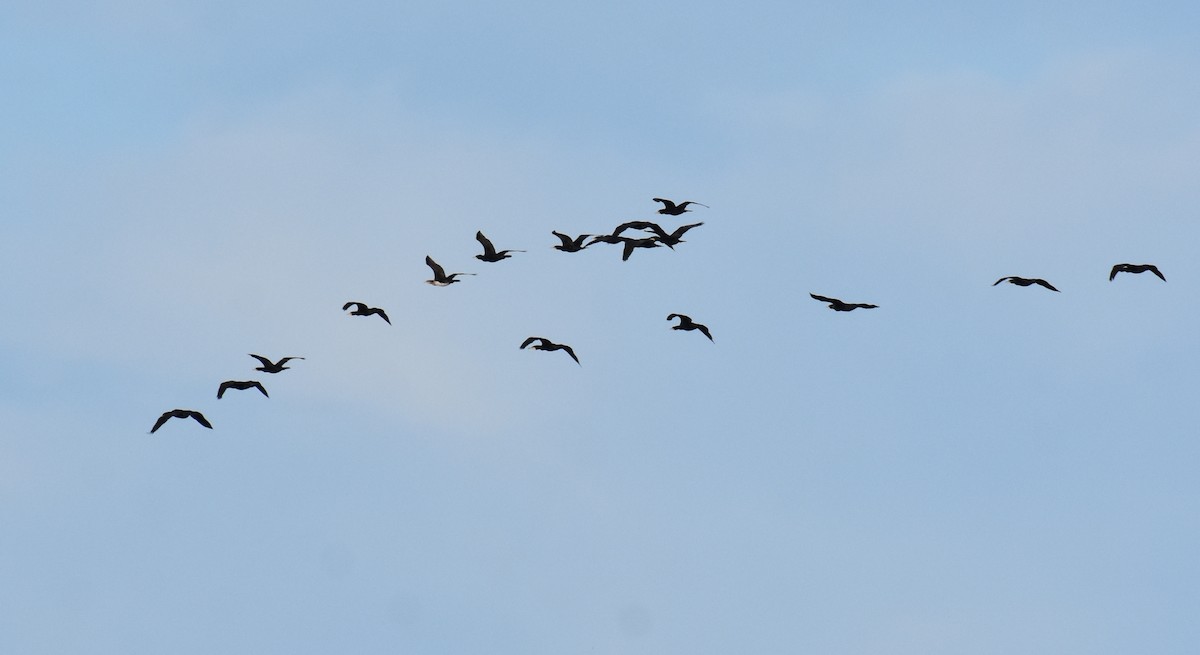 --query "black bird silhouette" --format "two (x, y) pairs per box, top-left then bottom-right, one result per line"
(810, 293), (879, 311)
(1109, 263), (1165, 282)
(249, 354), (304, 373)
(647, 222), (703, 249)
(993, 276), (1059, 292)
(150, 409), (213, 434)
(425, 255), (475, 286)
(667, 313), (714, 341)
(552, 231), (592, 252)
(611, 220), (663, 236)
(520, 336), (580, 365)
(620, 236), (662, 261)
(217, 380), (268, 399)
(342, 301), (391, 324)
(652, 198), (708, 216)
(475, 231), (525, 262)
